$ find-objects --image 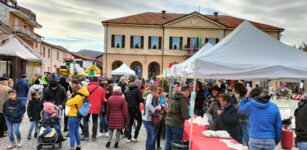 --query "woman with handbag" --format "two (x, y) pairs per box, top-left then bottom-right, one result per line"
(142, 85), (161, 150)
(155, 86), (167, 150)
